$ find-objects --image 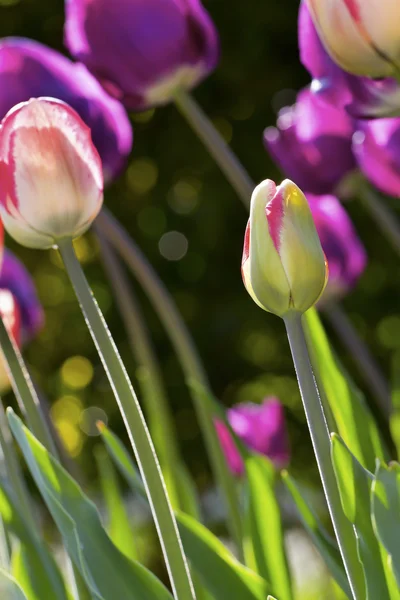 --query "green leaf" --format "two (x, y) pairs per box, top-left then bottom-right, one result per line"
(95, 446), (137, 561)
(244, 456), (292, 600)
(8, 410), (173, 600)
(303, 308), (387, 471)
(0, 479), (69, 600)
(176, 511), (269, 600)
(282, 471), (351, 598)
(371, 461), (400, 590)
(0, 568), (28, 600)
(331, 434), (389, 599)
